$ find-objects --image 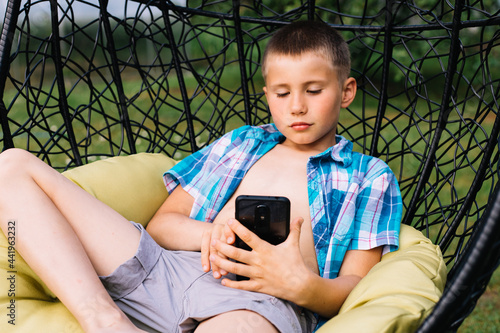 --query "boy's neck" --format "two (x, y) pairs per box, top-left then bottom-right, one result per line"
(279, 135), (337, 156)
